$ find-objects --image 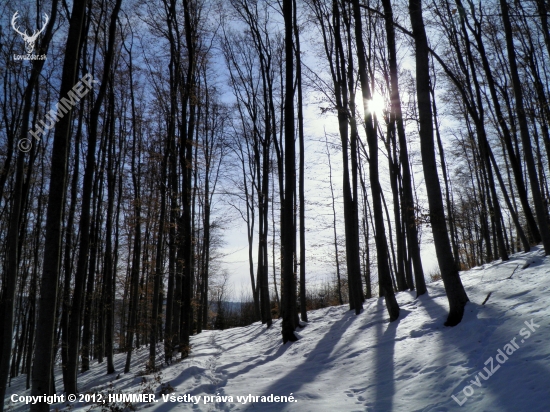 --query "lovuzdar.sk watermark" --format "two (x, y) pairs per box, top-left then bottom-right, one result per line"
(11, 11), (49, 61)
(18, 74), (99, 152)
(451, 318), (540, 406)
